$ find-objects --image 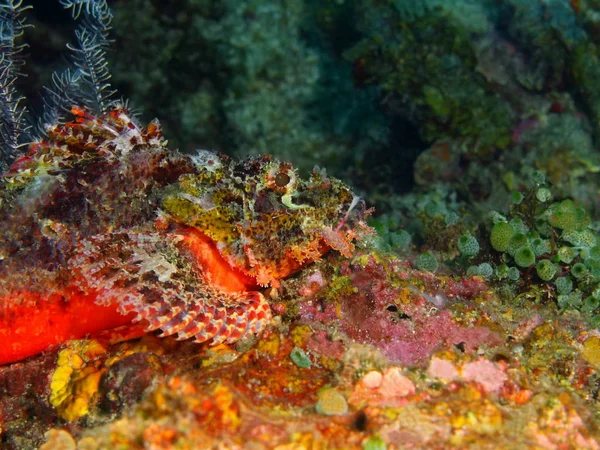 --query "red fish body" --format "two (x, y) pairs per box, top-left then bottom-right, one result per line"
(0, 107), (369, 364)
